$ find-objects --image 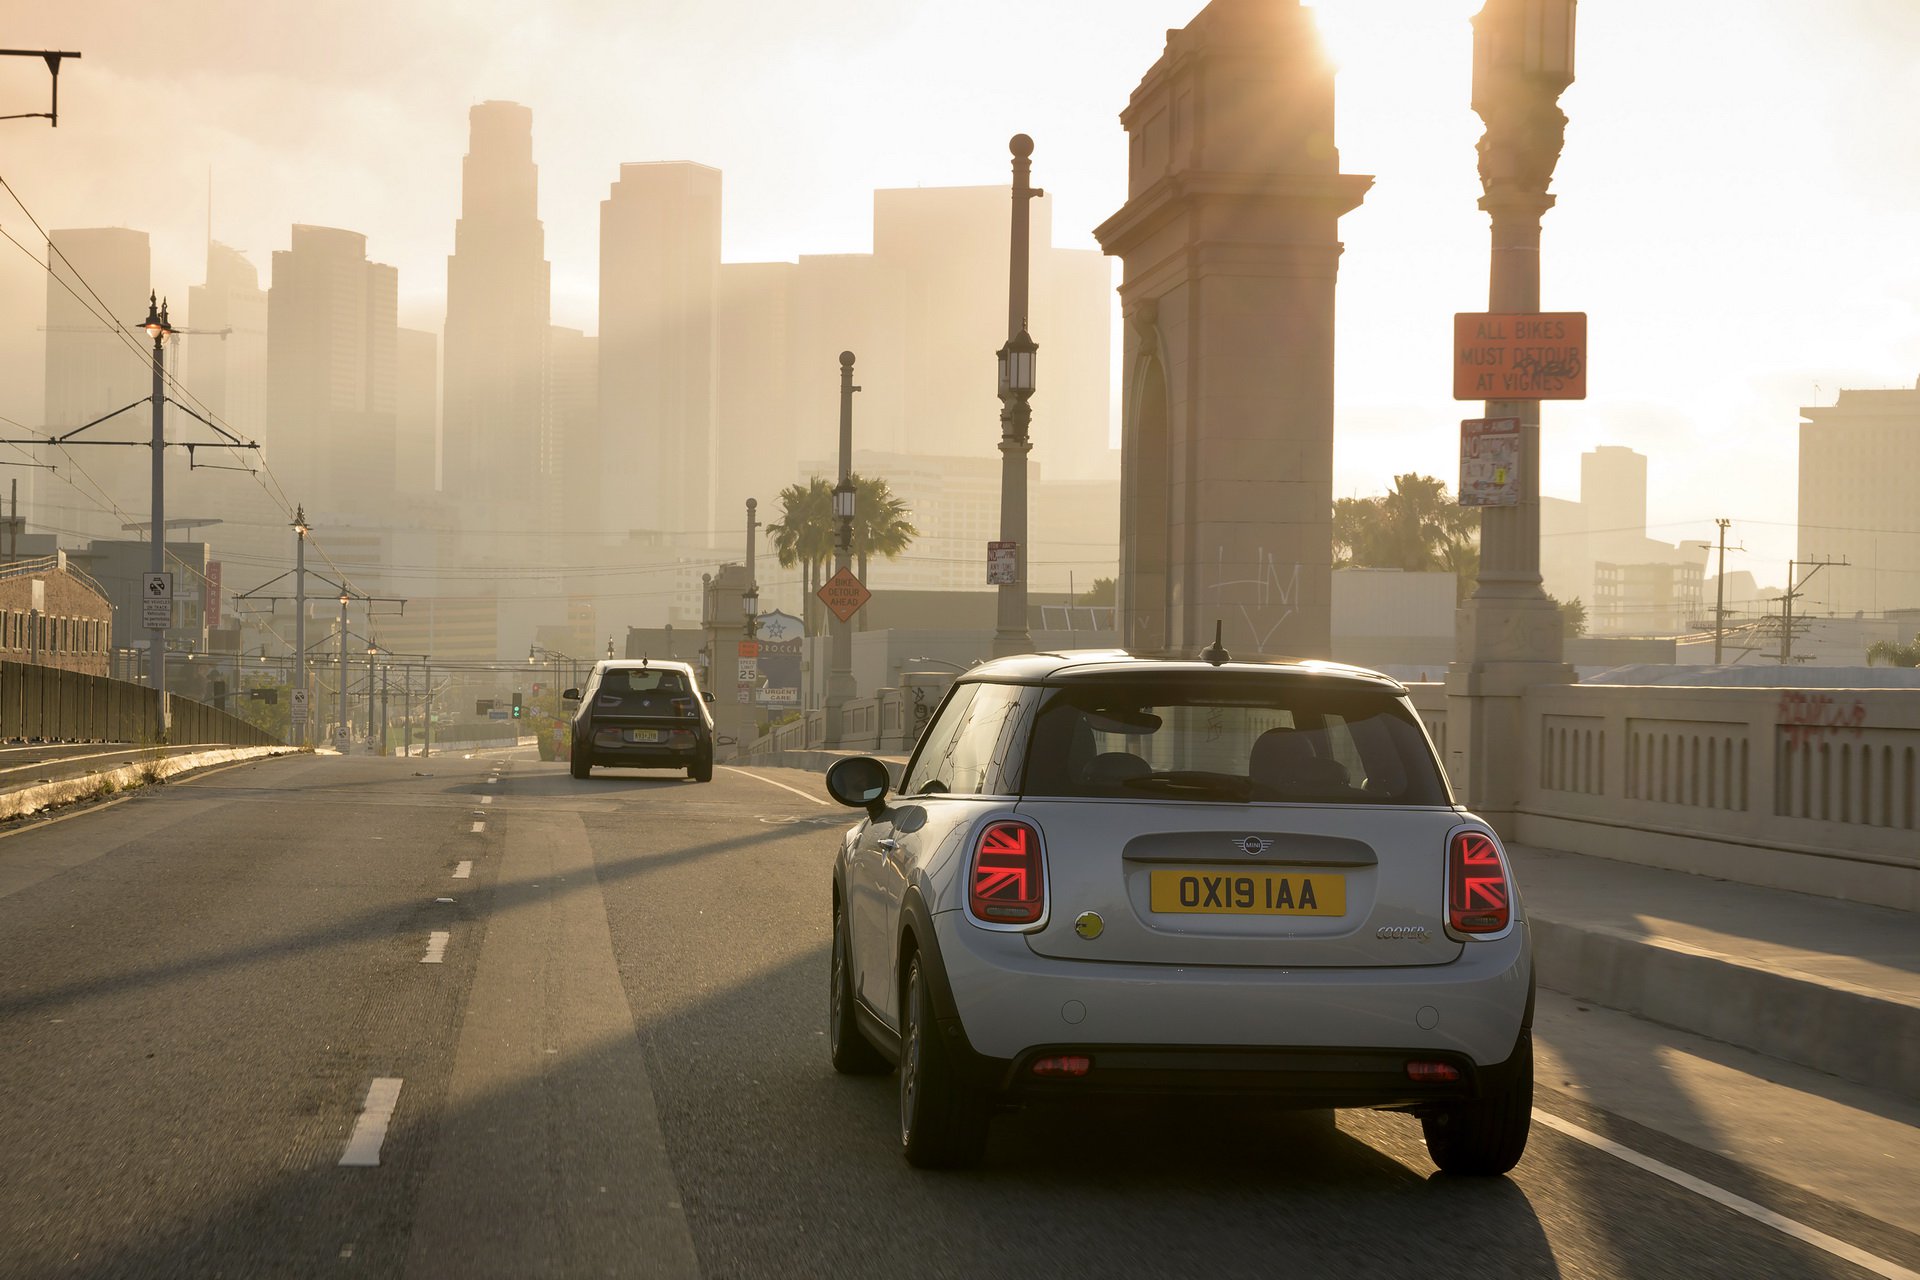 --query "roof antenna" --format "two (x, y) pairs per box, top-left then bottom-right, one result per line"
(1199, 620), (1230, 666)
